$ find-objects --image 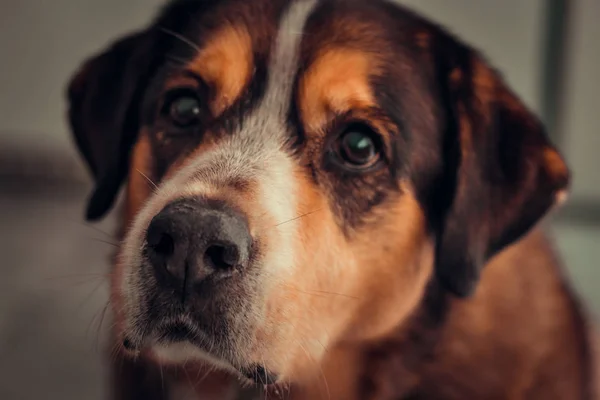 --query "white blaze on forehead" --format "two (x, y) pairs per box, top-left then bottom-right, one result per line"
(219, 0), (319, 155)
(261, 0), (319, 121)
